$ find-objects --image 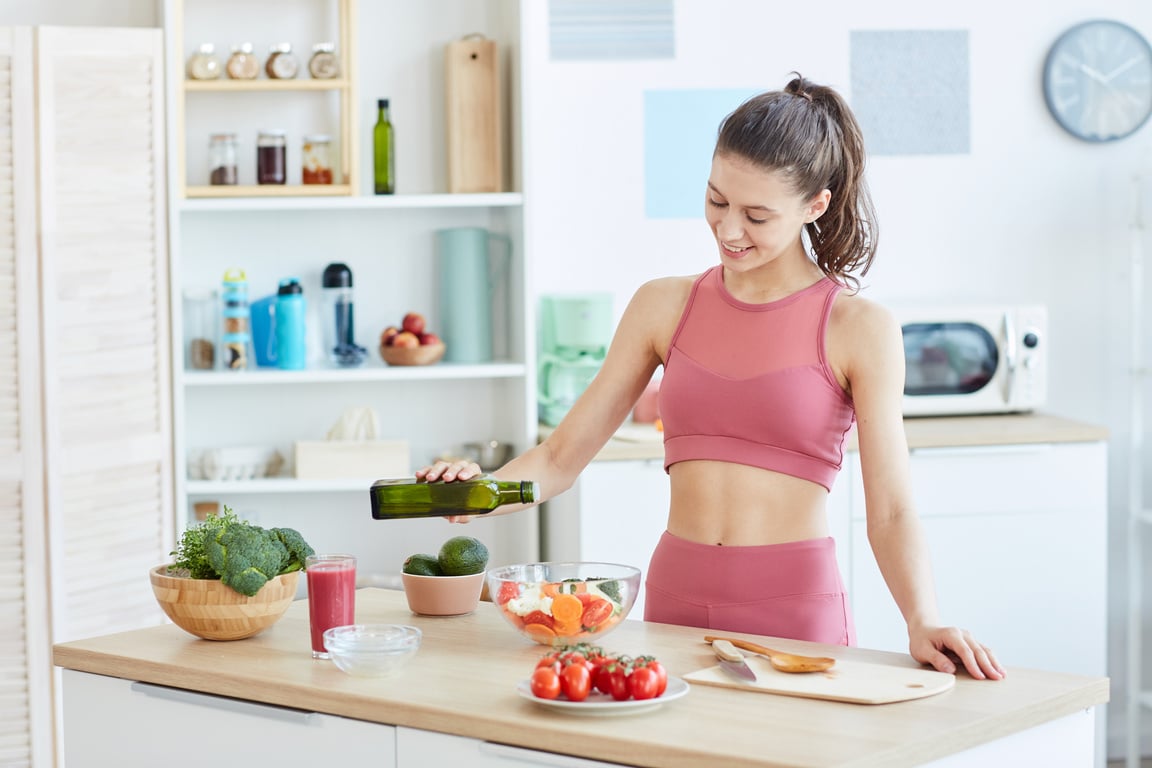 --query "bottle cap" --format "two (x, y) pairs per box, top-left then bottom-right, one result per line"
(278, 278), (303, 295)
(198, 43), (215, 54)
(378, 98), (390, 109)
(322, 262), (353, 288)
(313, 42), (336, 53)
(231, 42), (254, 54)
(270, 42), (292, 53)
